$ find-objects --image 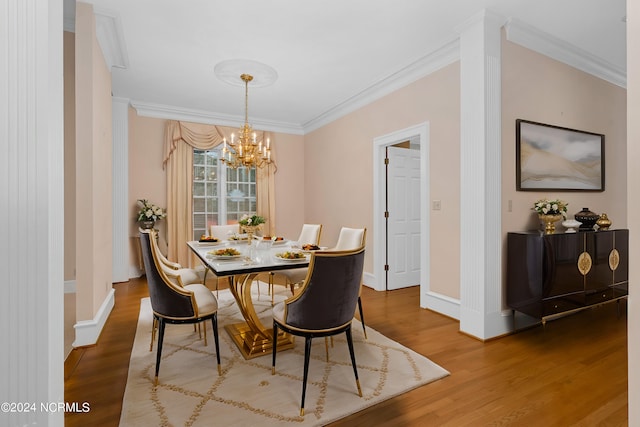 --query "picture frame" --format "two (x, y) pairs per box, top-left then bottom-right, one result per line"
(516, 119), (604, 191)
